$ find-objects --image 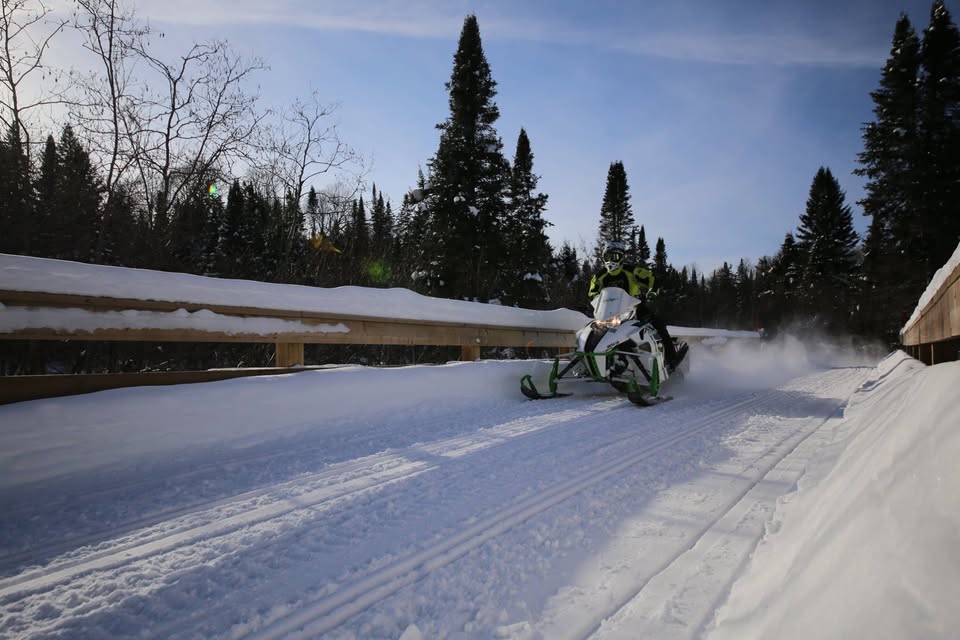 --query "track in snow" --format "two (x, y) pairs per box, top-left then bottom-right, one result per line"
(0, 365), (871, 640)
